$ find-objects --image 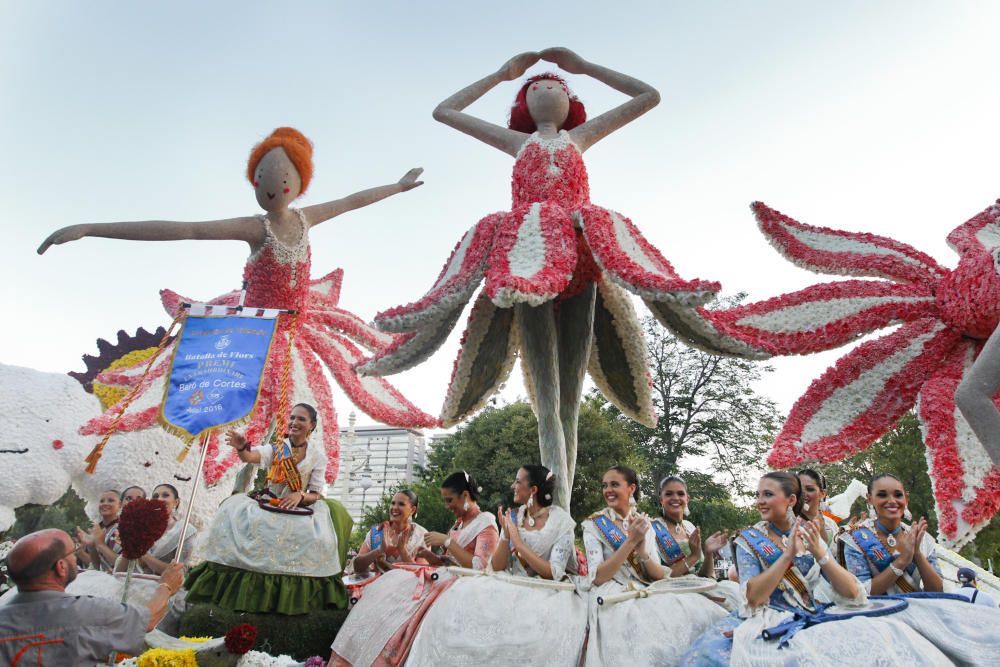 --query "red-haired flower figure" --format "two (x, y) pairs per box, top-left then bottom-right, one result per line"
(359, 49), (720, 508)
(38, 127), (436, 484)
(672, 200), (1000, 545)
